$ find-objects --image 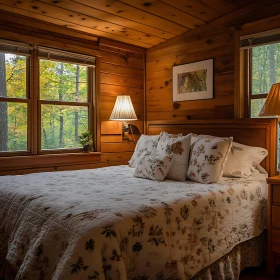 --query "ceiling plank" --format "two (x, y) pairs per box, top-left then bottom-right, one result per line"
(0, 0), (157, 47)
(36, 0), (165, 44)
(58, 0), (175, 40)
(160, 0), (223, 22)
(199, 0), (236, 14)
(76, 0), (188, 35)
(0, 10), (99, 42)
(120, 0), (205, 29)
